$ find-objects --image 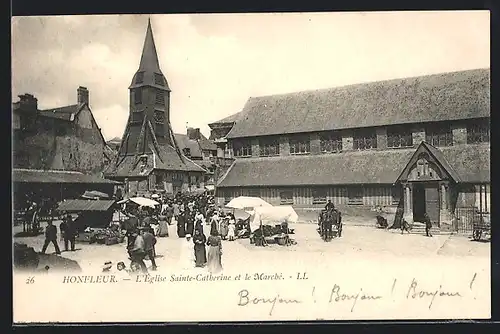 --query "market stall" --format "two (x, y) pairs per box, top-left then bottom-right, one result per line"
(225, 197), (272, 239)
(56, 198), (123, 245)
(249, 206), (297, 247)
